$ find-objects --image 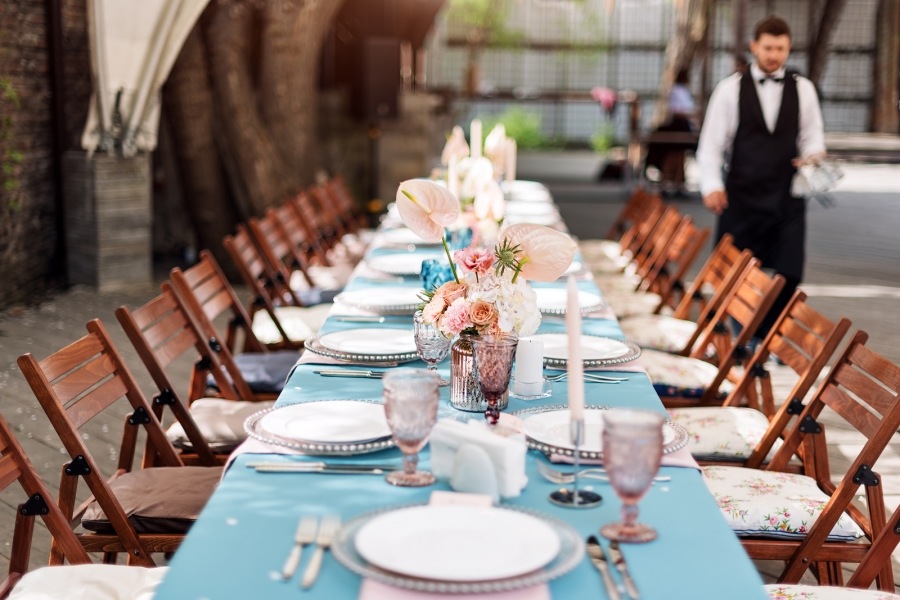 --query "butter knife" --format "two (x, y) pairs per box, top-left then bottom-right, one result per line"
(608, 540), (640, 600)
(254, 464), (391, 475)
(247, 461), (399, 471)
(313, 369), (385, 379)
(586, 536), (621, 600)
